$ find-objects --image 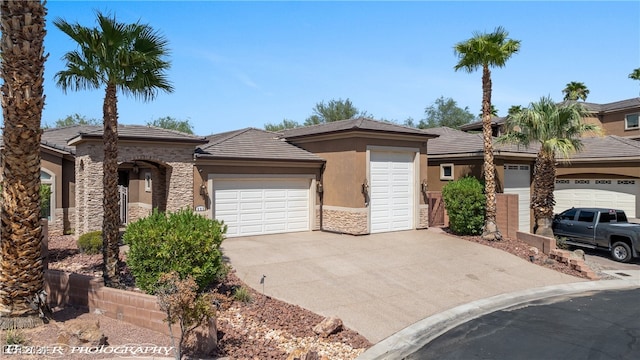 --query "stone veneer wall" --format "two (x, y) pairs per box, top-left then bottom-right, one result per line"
(322, 206), (368, 235)
(417, 204), (429, 229)
(127, 203), (152, 224)
(75, 143), (195, 235)
(50, 207), (75, 236)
